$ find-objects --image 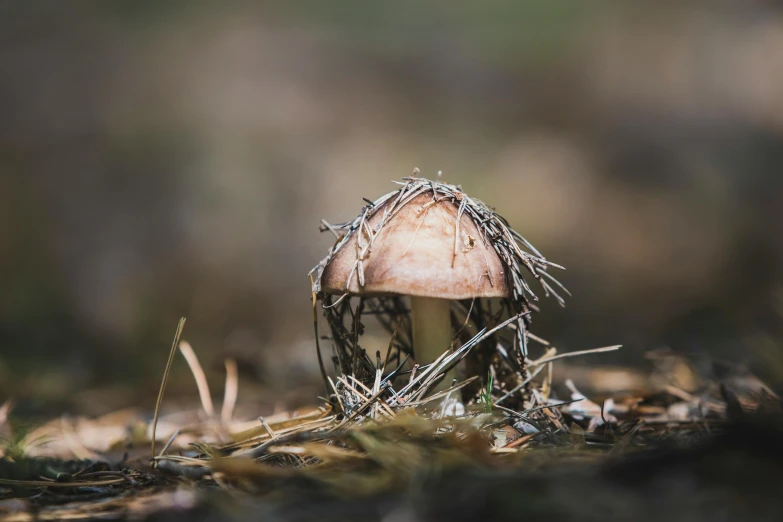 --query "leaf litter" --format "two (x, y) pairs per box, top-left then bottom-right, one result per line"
(1, 176), (781, 520)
